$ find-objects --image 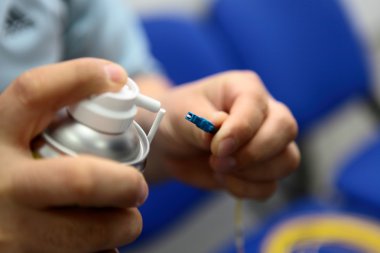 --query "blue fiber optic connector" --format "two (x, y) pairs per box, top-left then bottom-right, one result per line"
(185, 112), (217, 134)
